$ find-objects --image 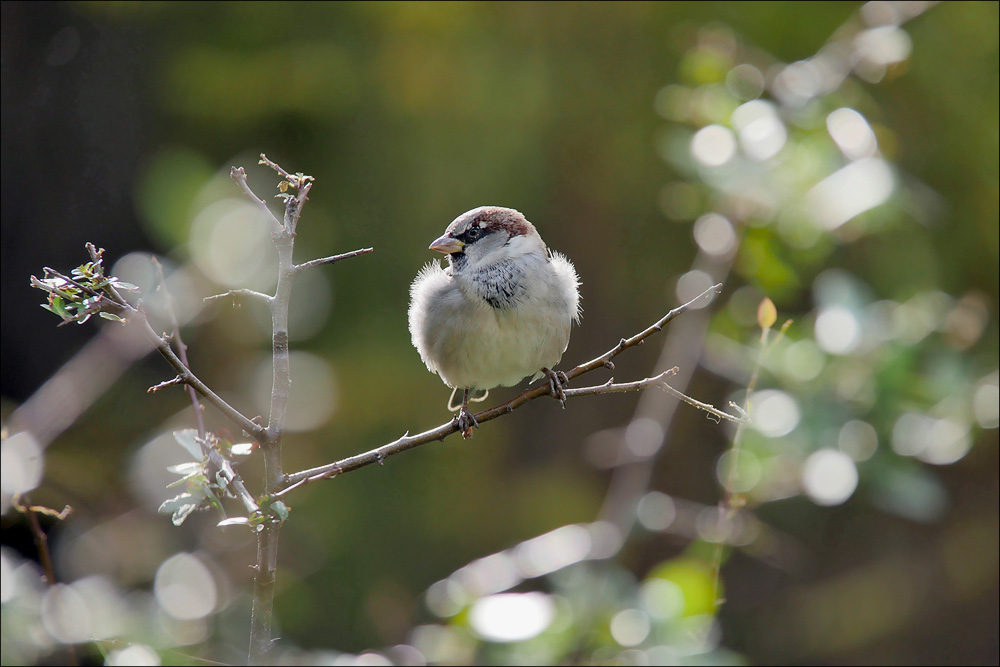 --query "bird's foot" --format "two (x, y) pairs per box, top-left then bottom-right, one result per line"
(543, 368), (569, 408)
(455, 407), (479, 439)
